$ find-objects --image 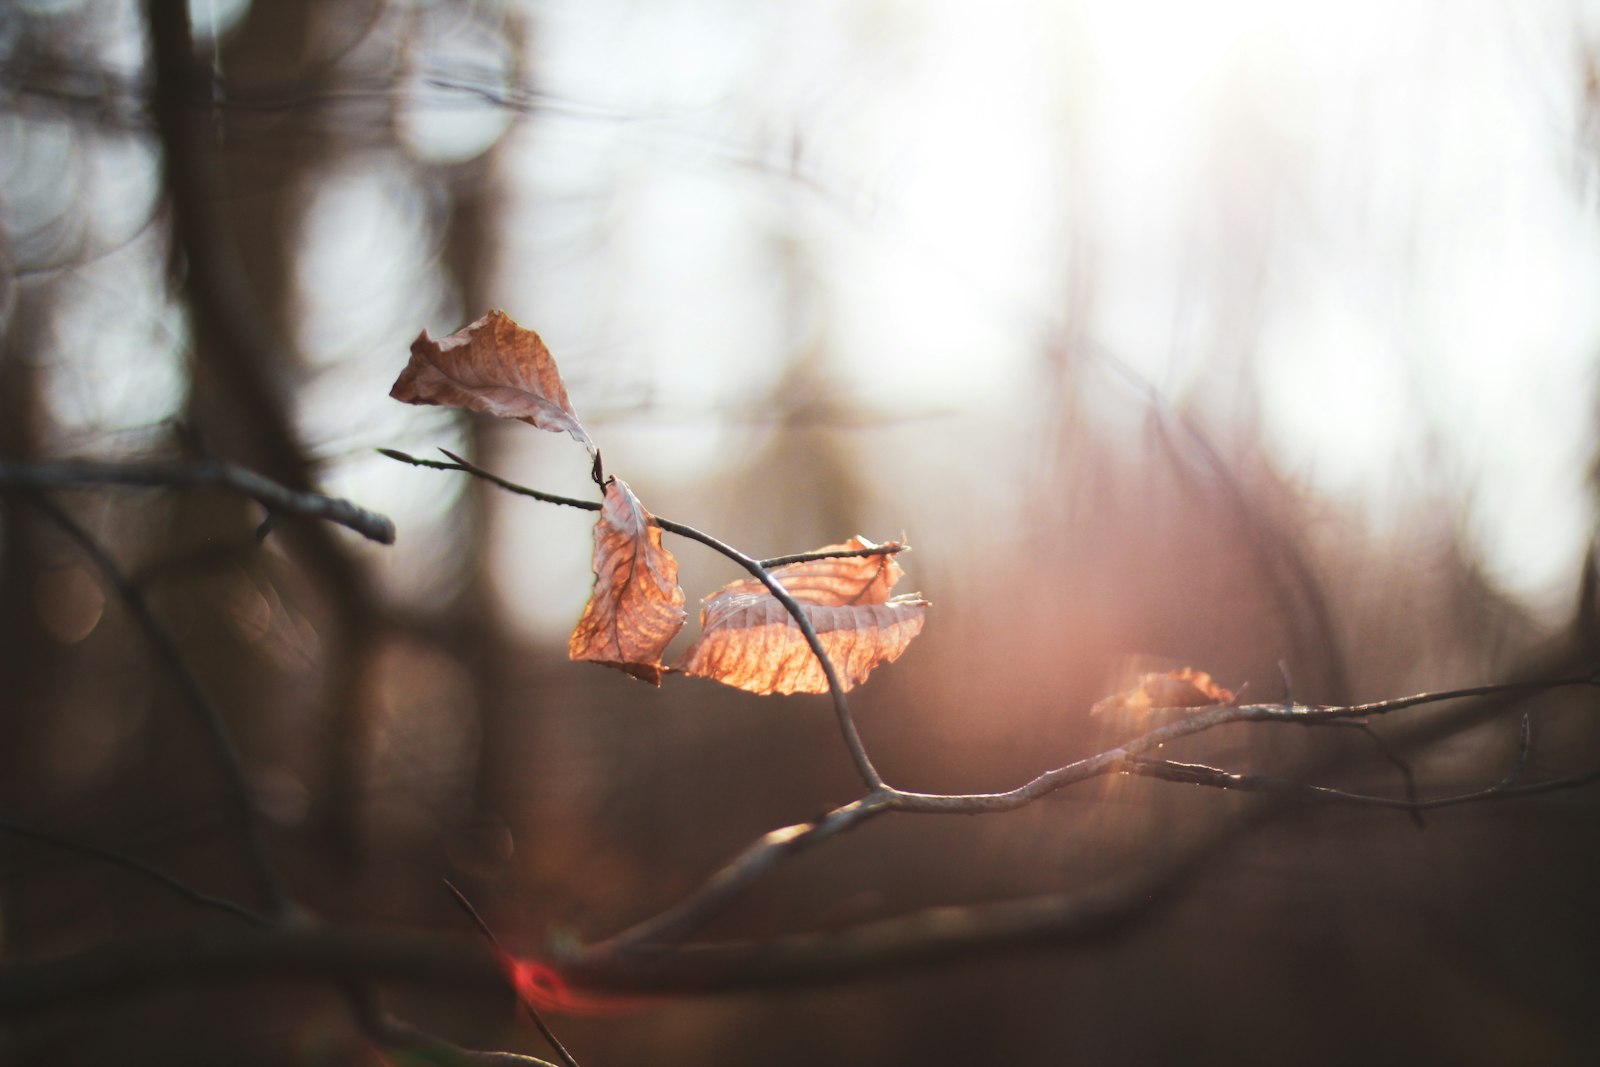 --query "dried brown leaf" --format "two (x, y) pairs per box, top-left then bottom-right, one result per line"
(392, 309), (595, 455)
(1090, 667), (1236, 717)
(568, 479), (687, 684)
(677, 537), (928, 695)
